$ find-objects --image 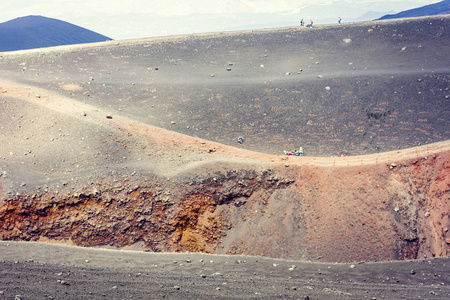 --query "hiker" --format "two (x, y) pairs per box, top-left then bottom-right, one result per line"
(338, 17), (341, 24)
(310, 20), (313, 28)
(236, 136), (244, 144)
(292, 147), (304, 156)
(300, 18), (304, 26)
